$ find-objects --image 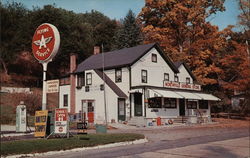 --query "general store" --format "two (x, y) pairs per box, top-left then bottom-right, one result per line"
(58, 43), (220, 125)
